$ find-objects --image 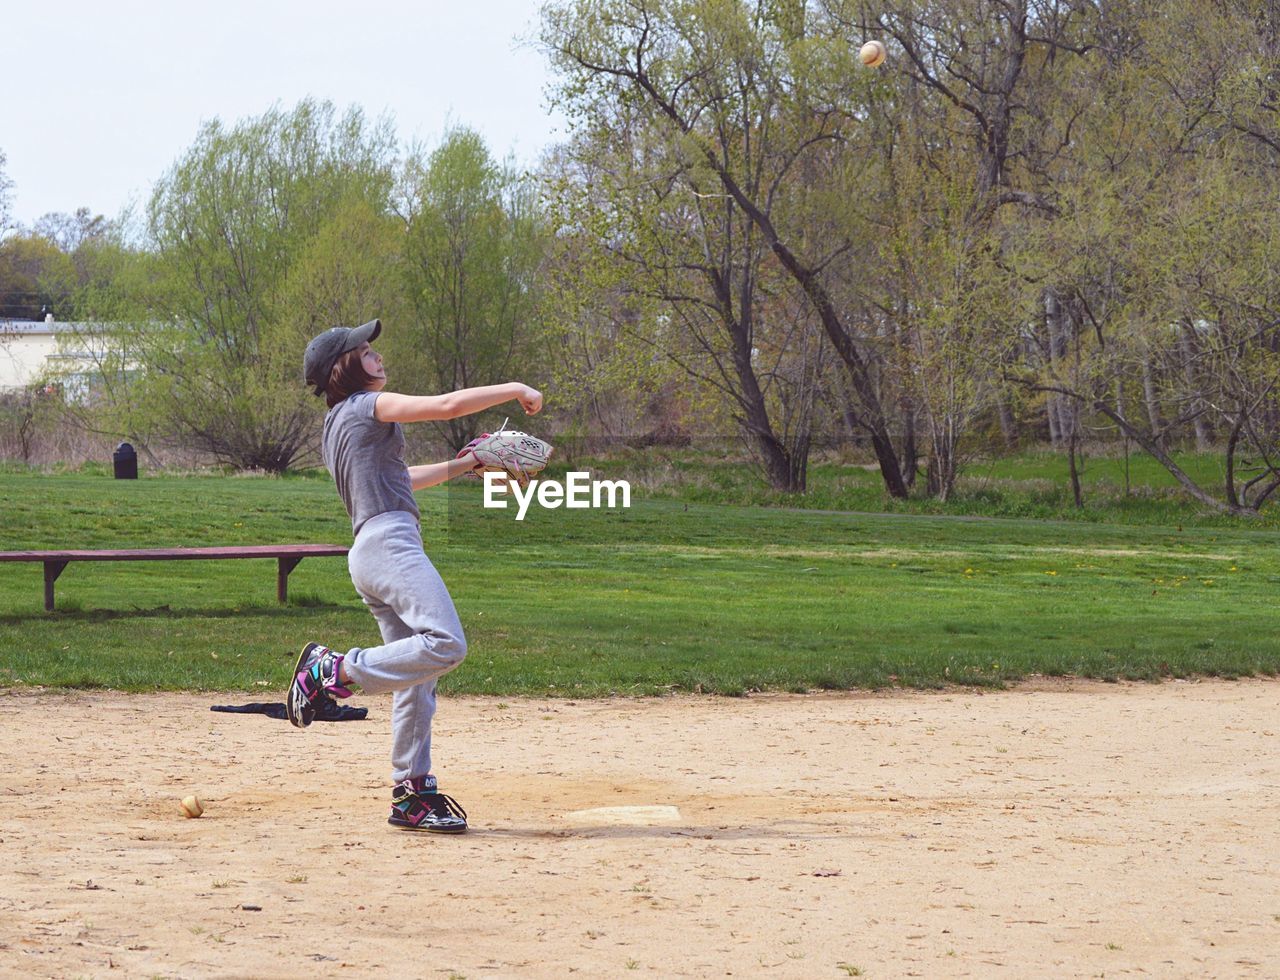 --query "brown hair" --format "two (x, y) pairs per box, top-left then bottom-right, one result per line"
(325, 348), (378, 408)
